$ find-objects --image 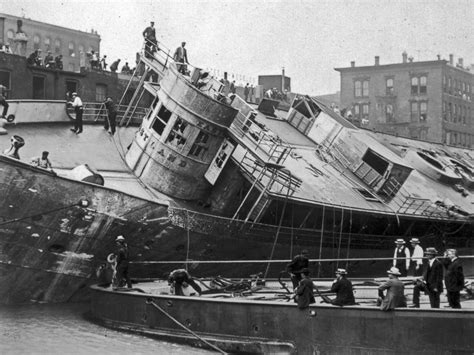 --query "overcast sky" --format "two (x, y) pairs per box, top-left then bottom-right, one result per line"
(1, 0), (472, 95)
